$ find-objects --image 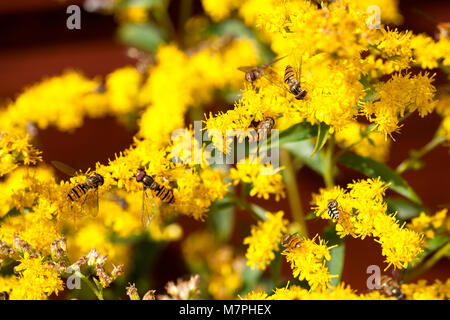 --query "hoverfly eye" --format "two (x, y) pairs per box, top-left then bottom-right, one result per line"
(246, 71), (257, 82)
(136, 171), (146, 182)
